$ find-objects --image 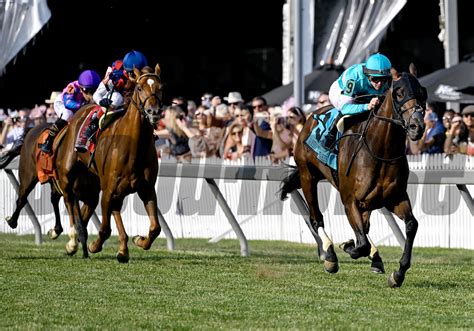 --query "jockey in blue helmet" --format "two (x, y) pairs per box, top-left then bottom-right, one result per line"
(323, 52), (392, 149)
(123, 50), (148, 76)
(76, 50), (148, 152)
(40, 69), (101, 154)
